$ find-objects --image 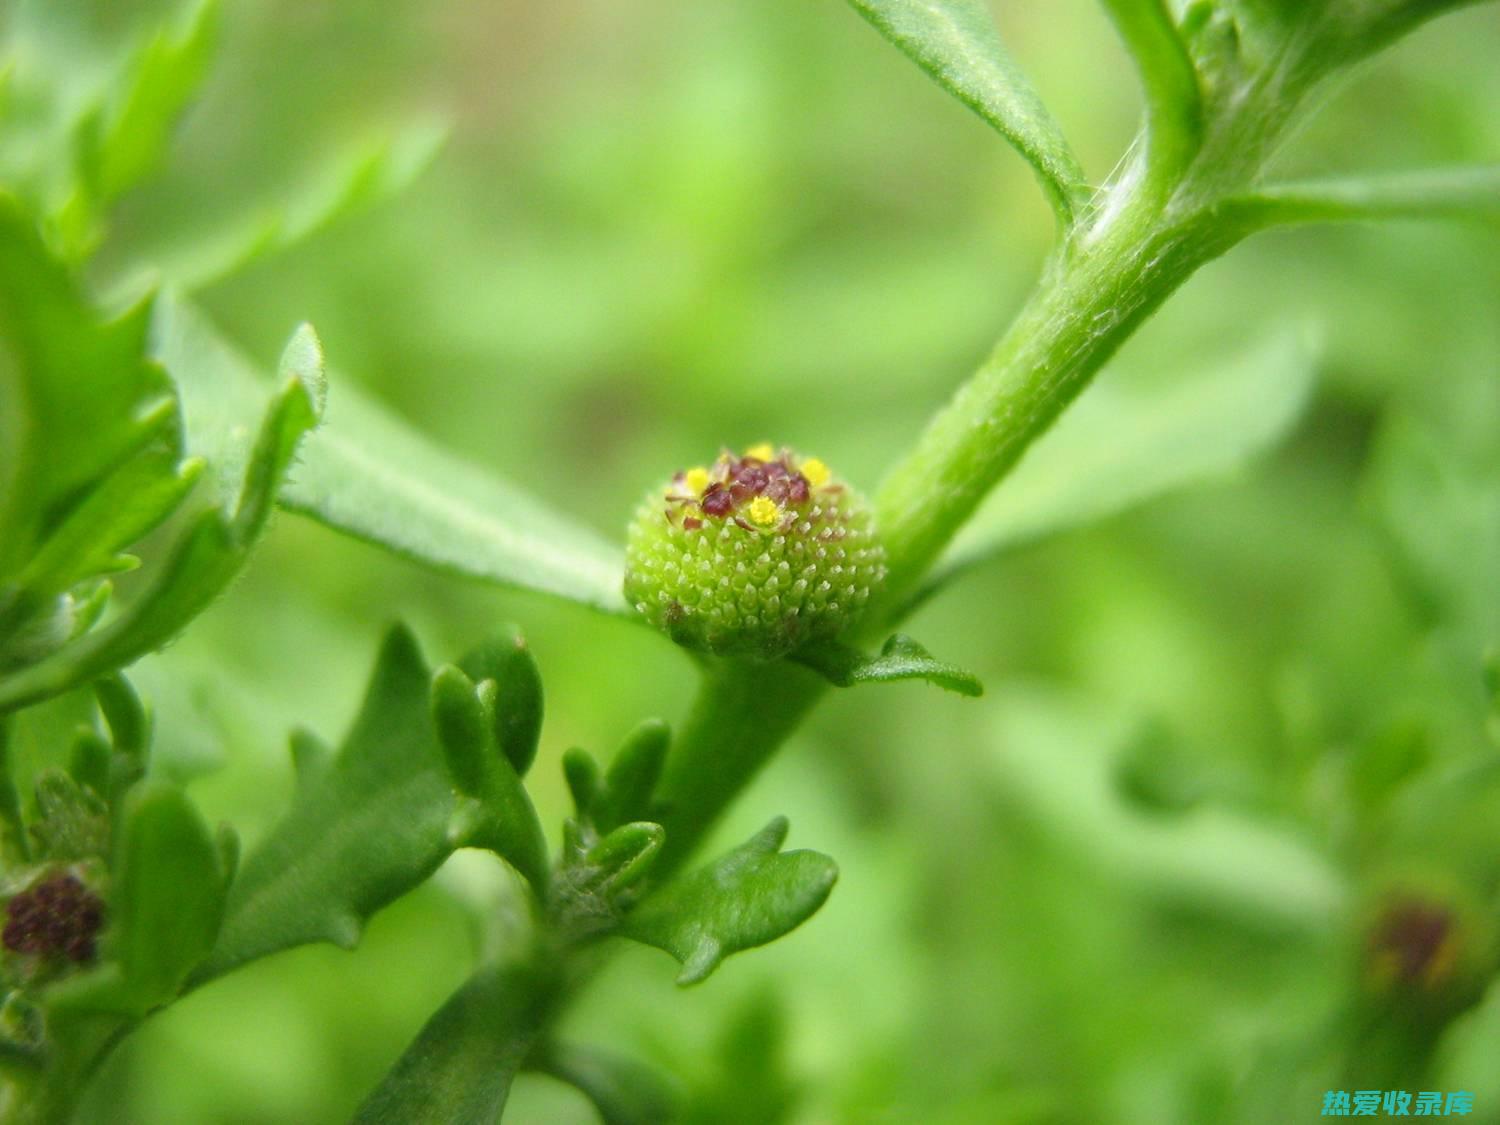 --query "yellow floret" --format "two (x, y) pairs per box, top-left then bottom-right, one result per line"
(683, 466), (710, 494)
(745, 442), (775, 462)
(800, 457), (830, 487)
(747, 496), (780, 527)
